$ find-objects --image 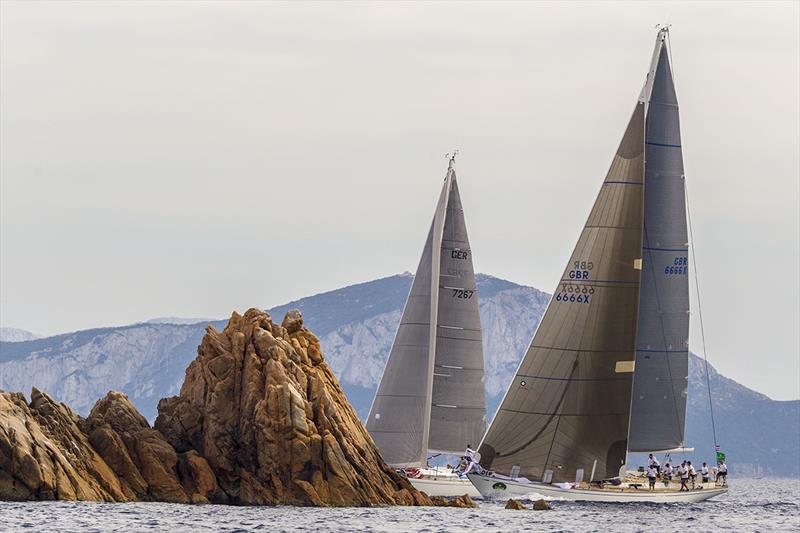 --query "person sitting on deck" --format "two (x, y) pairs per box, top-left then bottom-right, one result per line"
(648, 453), (661, 474)
(717, 460), (728, 486)
(687, 461), (697, 489)
(701, 462), (710, 483)
(678, 462), (689, 491)
(647, 464), (658, 491)
(662, 462), (673, 487)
